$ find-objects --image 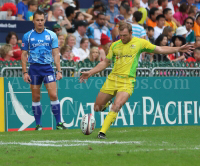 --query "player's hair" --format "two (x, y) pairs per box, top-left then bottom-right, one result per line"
(158, 0), (167, 6)
(133, 11), (143, 22)
(179, 3), (188, 13)
(64, 34), (76, 46)
(0, 44), (12, 58)
(6, 31), (18, 44)
(156, 14), (165, 21)
(148, 0), (157, 6)
(118, 21), (132, 32)
(149, 7), (158, 18)
(194, 47), (200, 53)
(183, 16), (194, 27)
(28, 0), (38, 8)
(60, 45), (71, 56)
(163, 8), (171, 15)
(80, 38), (89, 45)
(33, 9), (45, 19)
(89, 47), (100, 62)
(147, 26), (154, 31)
(162, 26), (173, 36)
(65, 6), (75, 18)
